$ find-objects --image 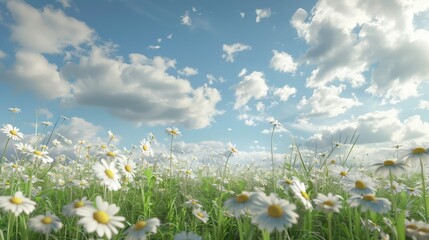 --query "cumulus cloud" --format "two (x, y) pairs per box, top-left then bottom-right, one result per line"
(0, 50), (5, 58)
(273, 85), (297, 102)
(148, 45), (161, 50)
(269, 50), (297, 73)
(55, 0), (71, 9)
(222, 43), (251, 62)
(61, 48), (221, 129)
(298, 85), (361, 118)
(234, 71), (269, 109)
(418, 100), (429, 110)
(291, 0), (429, 102)
(240, 12), (245, 18)
(256, 8), (271, 23)
(7, 1), (93, 54)
(178, 66), (198, 76)
(181, 11), (192, 26)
